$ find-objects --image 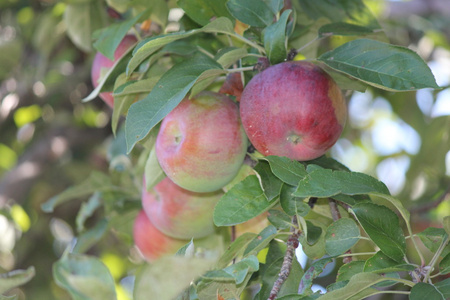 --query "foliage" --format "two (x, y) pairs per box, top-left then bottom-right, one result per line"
(0, 0), (449, 299)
